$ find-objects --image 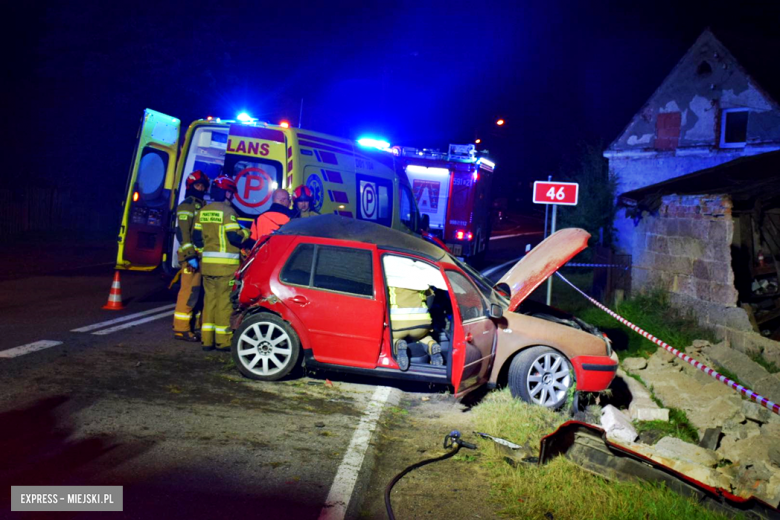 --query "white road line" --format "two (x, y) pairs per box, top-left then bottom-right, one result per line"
(0, 340), (64, 359)
(318, 386), (394, 520)
(91, 311), (174, 336)
(481, 255), (525, 278)
(71, 304), (176, 332)
(489, 231), (543, 241)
